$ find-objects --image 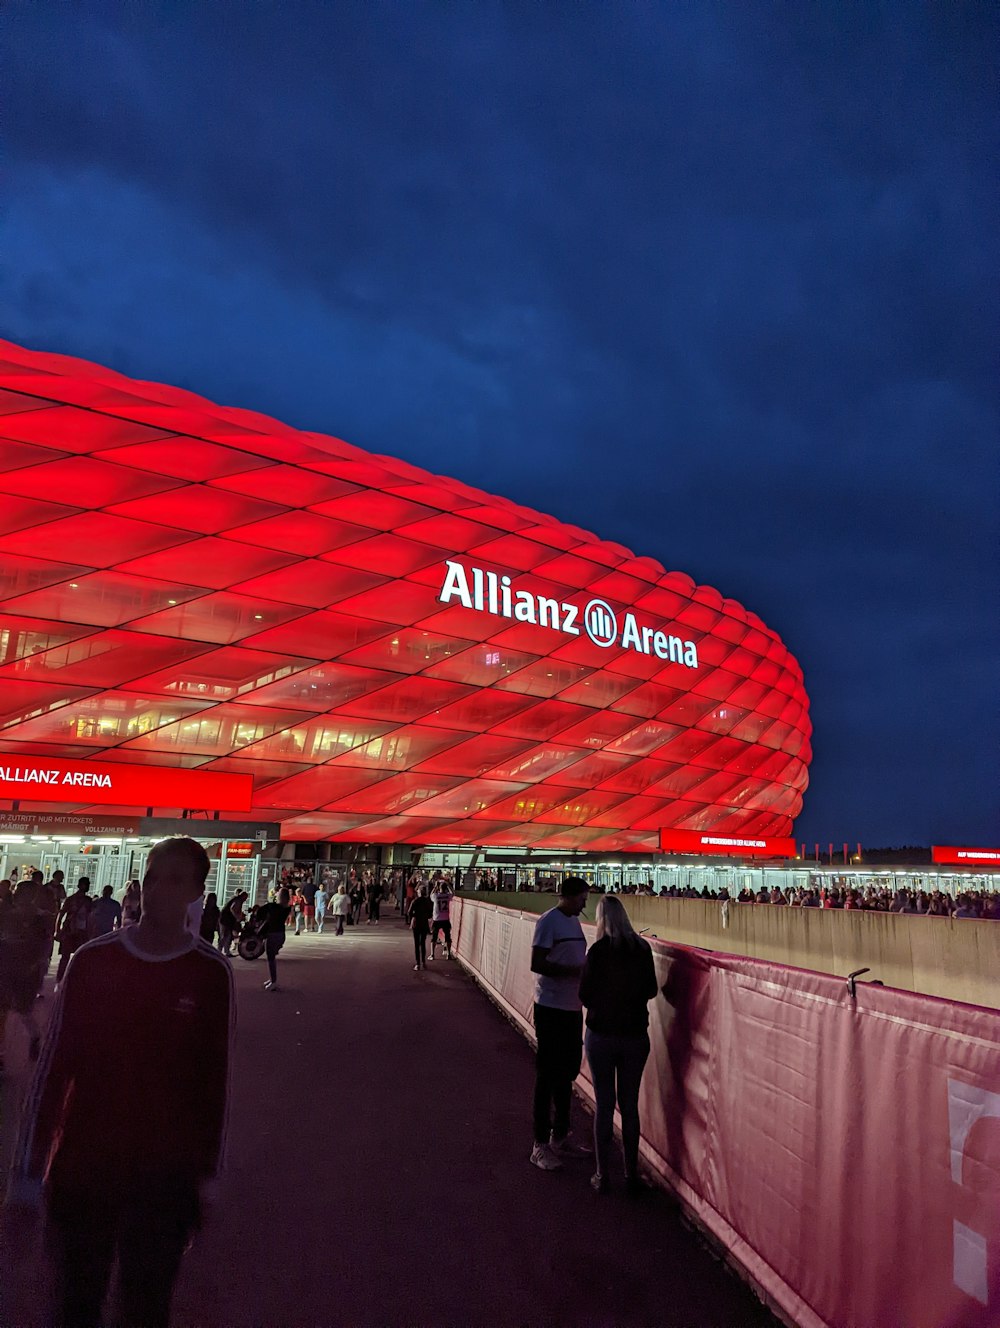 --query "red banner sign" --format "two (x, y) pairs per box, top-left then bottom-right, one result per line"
(659, 829), (796, 858)
(933, 846), (1000, 867)
(453, 898), (1000, 1328)
(0, 757), (252, 813)
(0, 812), (143, 836)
